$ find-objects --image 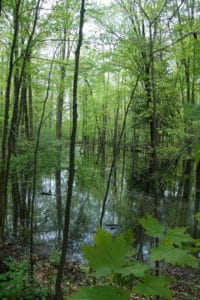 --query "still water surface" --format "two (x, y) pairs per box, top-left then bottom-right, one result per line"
(31, 147), (199, 260)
